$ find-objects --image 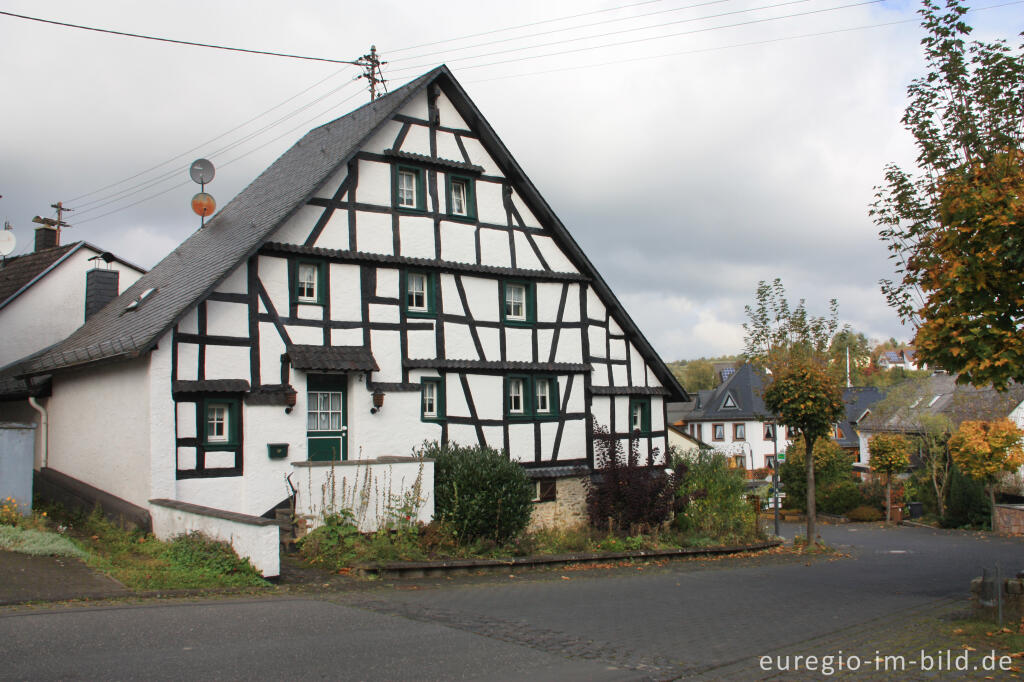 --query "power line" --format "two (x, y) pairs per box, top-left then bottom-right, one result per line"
(388, 0), (664, 53)
(387, 0), (886, 76)
(0, 10), (362, 65)
(391, 0), (737, 62)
